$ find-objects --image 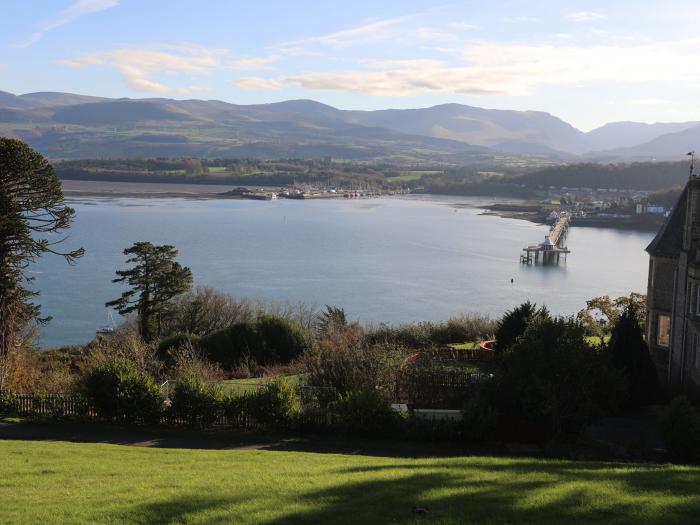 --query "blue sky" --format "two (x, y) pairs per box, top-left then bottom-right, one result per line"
(2, 0), (700, 130)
